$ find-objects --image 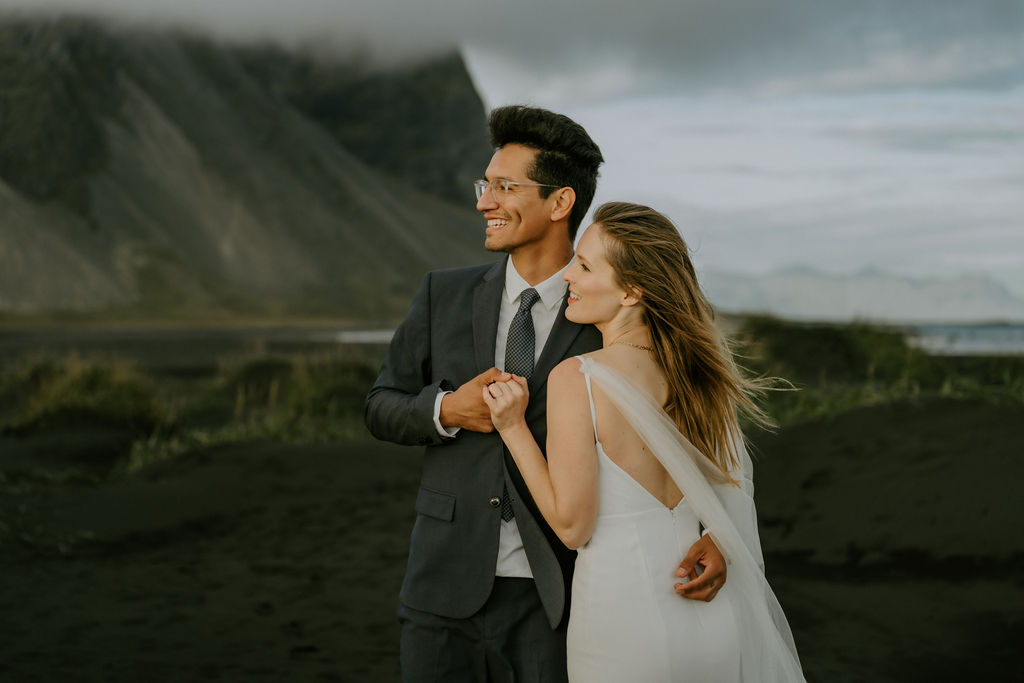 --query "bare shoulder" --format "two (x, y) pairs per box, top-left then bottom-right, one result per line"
(549, 357), (588, 394)
(549, 349), (624, 386)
